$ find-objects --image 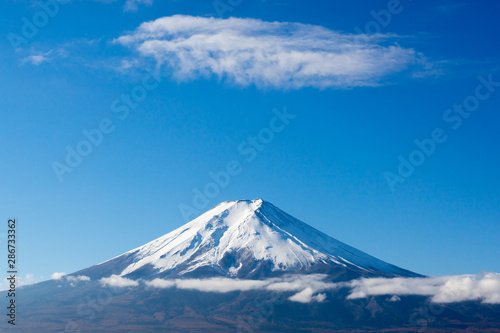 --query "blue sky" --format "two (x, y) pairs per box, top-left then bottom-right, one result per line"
(1, 0), (500, 286)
